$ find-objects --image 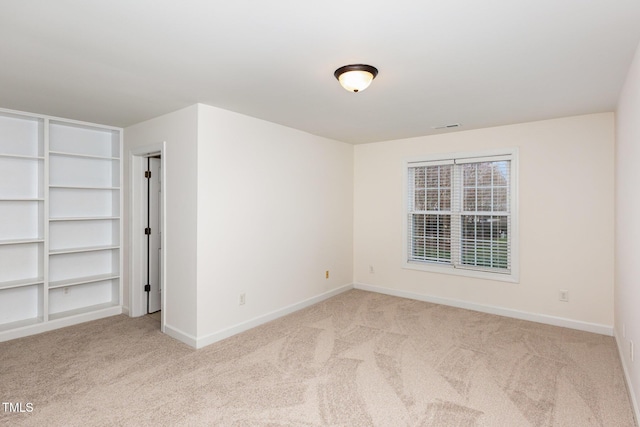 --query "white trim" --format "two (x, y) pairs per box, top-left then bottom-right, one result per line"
(455, 154), (513, 164)
(354, 282), (613, 336)
(404, 147), (519, 165)
(0, 306), (122, 343)
(407, 159), (454, 167)
(194, 284), (354, 349)
(164, 323), (198, 348)
(403, 261), (518, 283)
(0, 107), (121, 131)
(128, 143), (167, 335)
(615, 331), (640, 424)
